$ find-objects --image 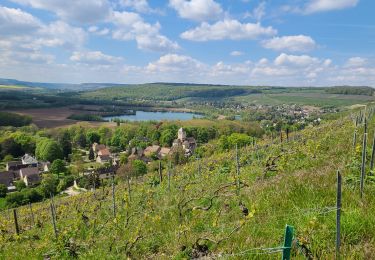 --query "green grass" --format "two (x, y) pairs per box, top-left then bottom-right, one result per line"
(234, 92), (374, 107)
(0, 111), (374, 258)
(0, 198), (6, 210)
(0, 85), (28, 89)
